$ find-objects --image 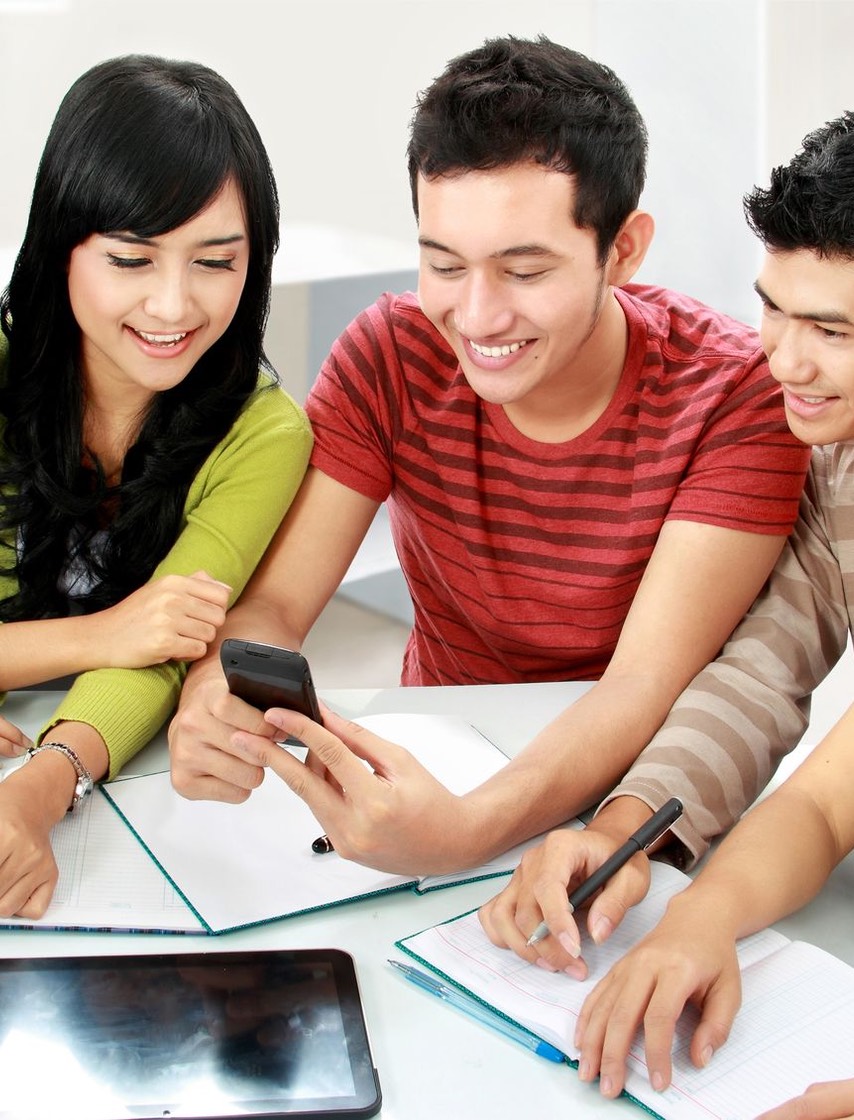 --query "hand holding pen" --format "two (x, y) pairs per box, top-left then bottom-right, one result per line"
(526, 798), (684, 947)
